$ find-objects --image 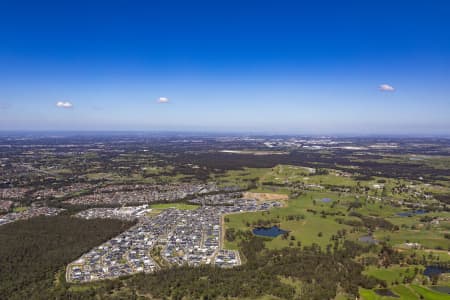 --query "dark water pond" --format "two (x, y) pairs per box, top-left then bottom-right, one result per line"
(253, 226), (288, 237)
(430, 286), (450, 294)
(396, 210), (427, 217)
(374, 289), (398, 298)
(359, 235), (378, 244)
(423, 266), (450, 277)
